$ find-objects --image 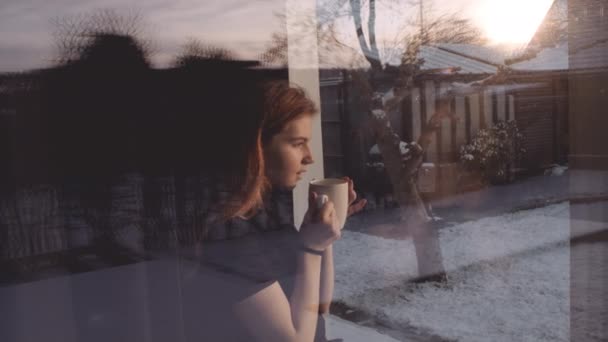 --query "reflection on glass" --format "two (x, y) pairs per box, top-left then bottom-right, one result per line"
(1, 0), (607, 341)
(311, 0), (606, 341)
